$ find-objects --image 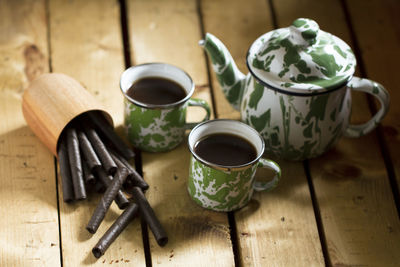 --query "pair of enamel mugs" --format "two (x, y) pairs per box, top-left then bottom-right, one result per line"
(120, 63), (281, 212)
